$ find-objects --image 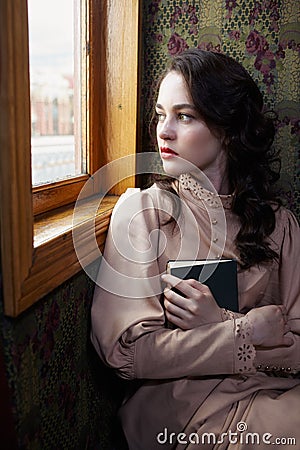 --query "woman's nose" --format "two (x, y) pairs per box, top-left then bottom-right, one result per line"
(157, 119), (176, 140)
